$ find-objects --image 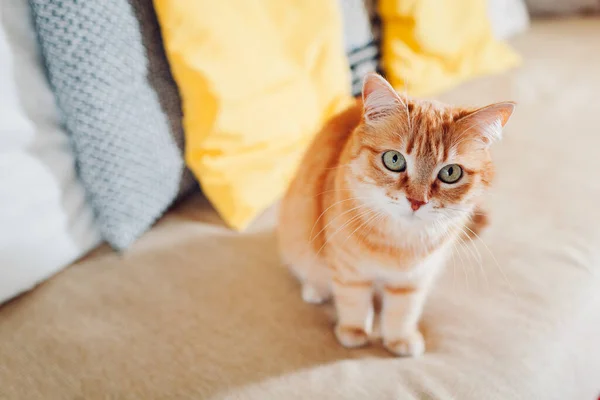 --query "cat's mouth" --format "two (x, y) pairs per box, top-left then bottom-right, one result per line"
(405, 212), (420, 220)
(386, 200), (424, 220)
